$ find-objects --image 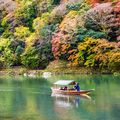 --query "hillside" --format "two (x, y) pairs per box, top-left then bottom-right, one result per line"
(0, 0), (120, 73)
(0, 0), (16, 12)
